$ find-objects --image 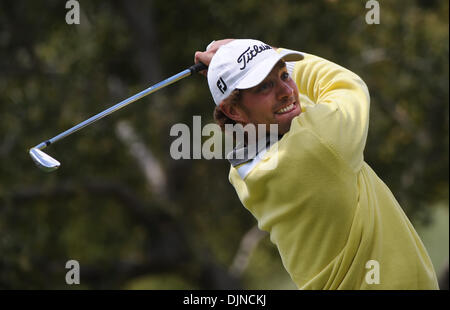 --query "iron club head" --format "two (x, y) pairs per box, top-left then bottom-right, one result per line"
(29, 148), (60, 172)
